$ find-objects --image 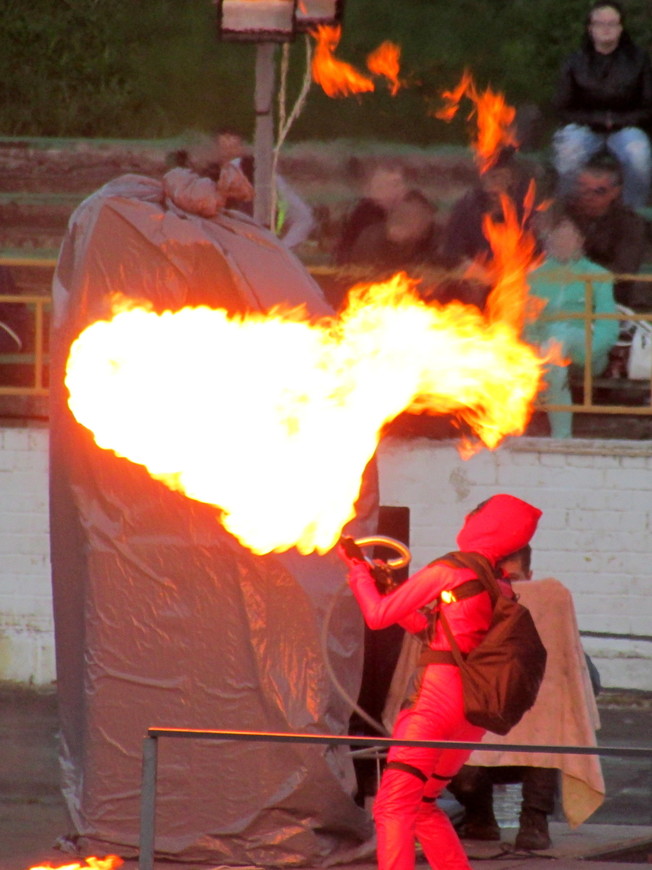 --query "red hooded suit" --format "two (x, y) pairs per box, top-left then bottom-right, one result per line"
(345, 494), (542, 870)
